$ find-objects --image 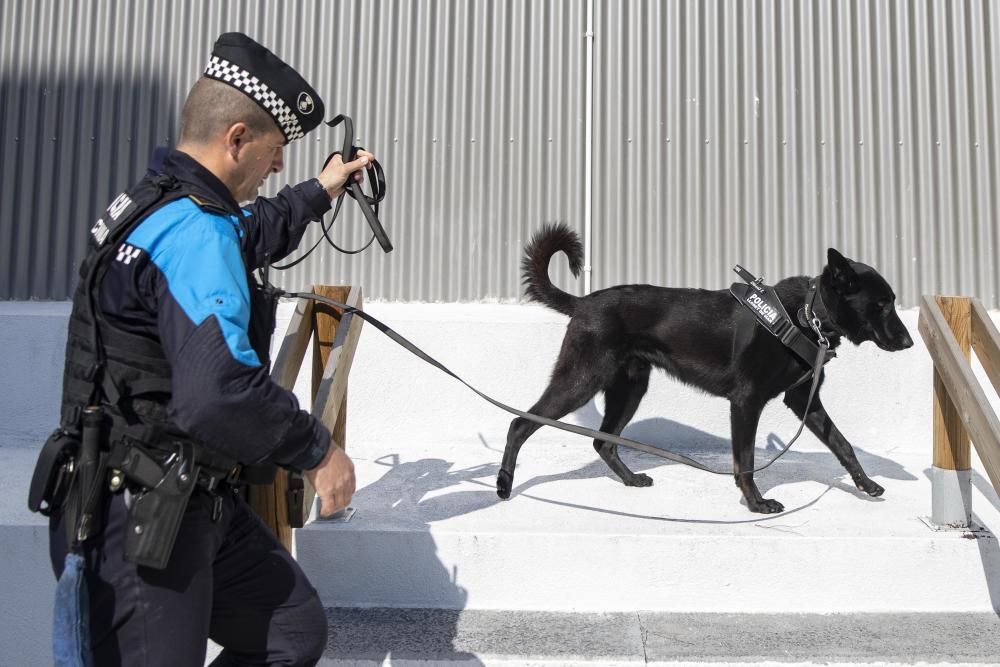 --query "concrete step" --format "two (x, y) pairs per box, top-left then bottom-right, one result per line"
(314, 608), (1000, 666)
(295, 437), (1000, 614)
